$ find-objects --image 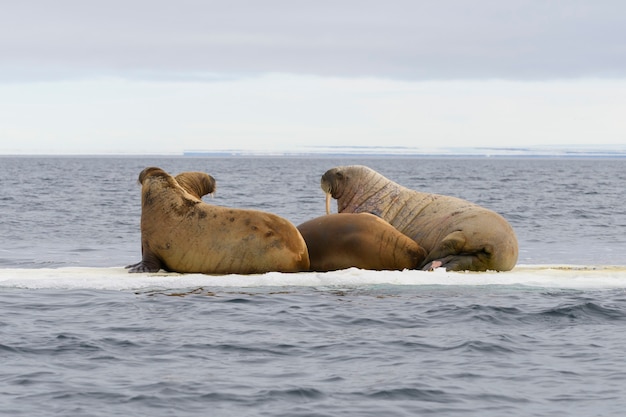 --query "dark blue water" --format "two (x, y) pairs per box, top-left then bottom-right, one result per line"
(3, 286), (626, 416)
(1, 156), (626, 416)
